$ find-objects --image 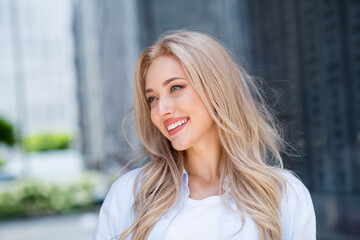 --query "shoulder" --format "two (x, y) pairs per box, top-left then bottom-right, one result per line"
(109, 167), (142, 195)
(93, 167), (143, 239)
(278, 171), (311, 207)
(102, 167), (143, 218)
(278, 170), (316, 239)
(280, 171), (309, 196)
(104, 167), (143, 208)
